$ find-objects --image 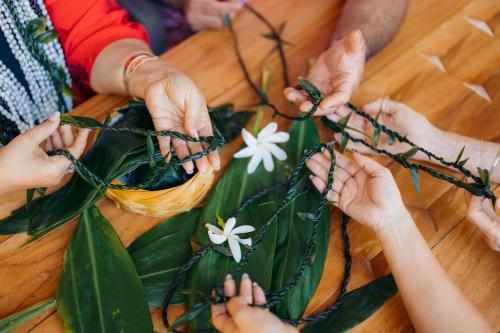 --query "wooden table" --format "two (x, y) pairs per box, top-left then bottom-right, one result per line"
(1, 0), (499, 331)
